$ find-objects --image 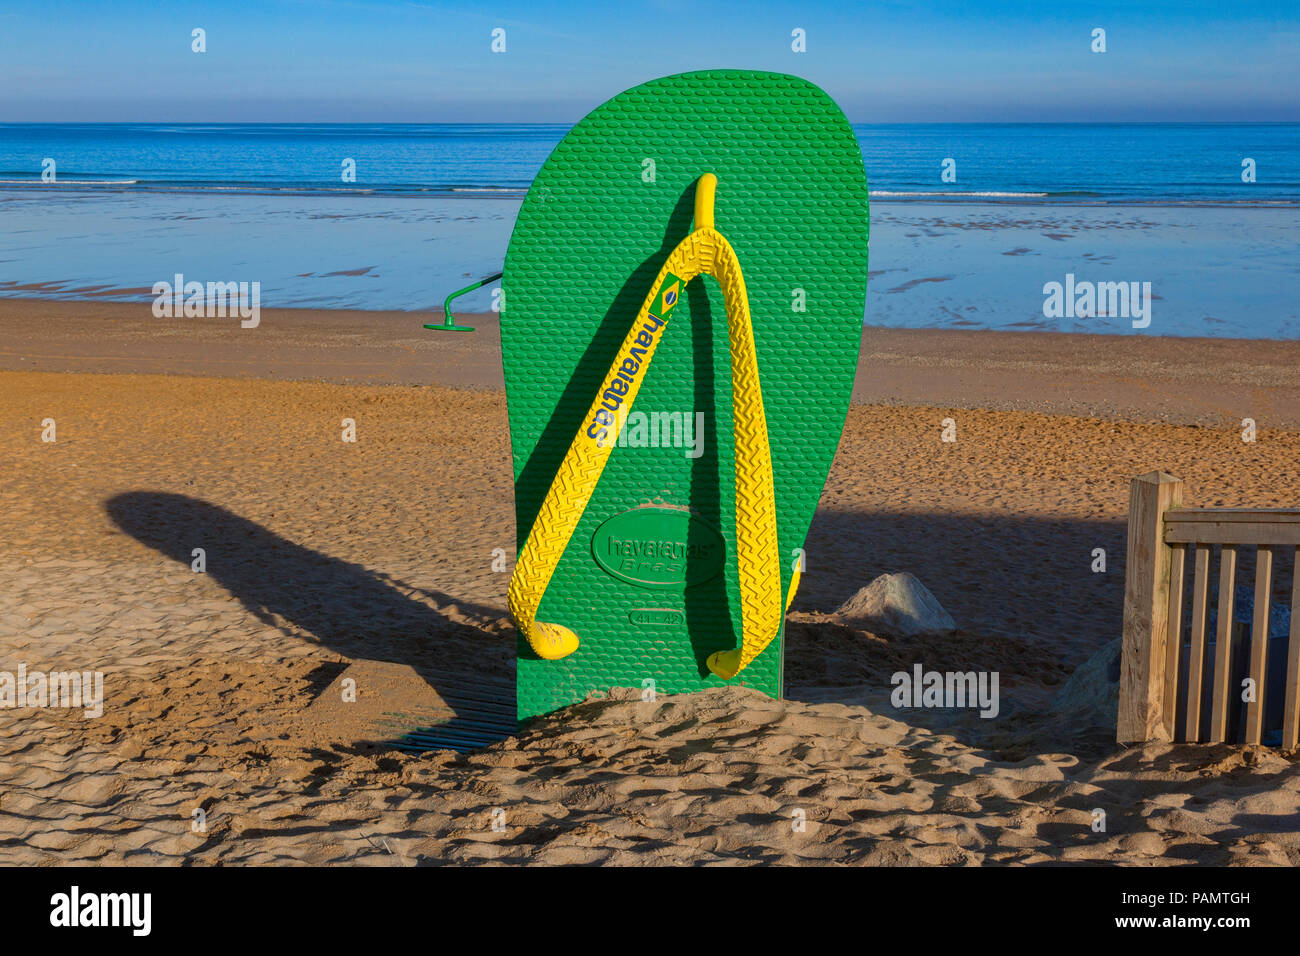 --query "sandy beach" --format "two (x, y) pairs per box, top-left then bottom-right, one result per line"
(3, 299), (1300, 865)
